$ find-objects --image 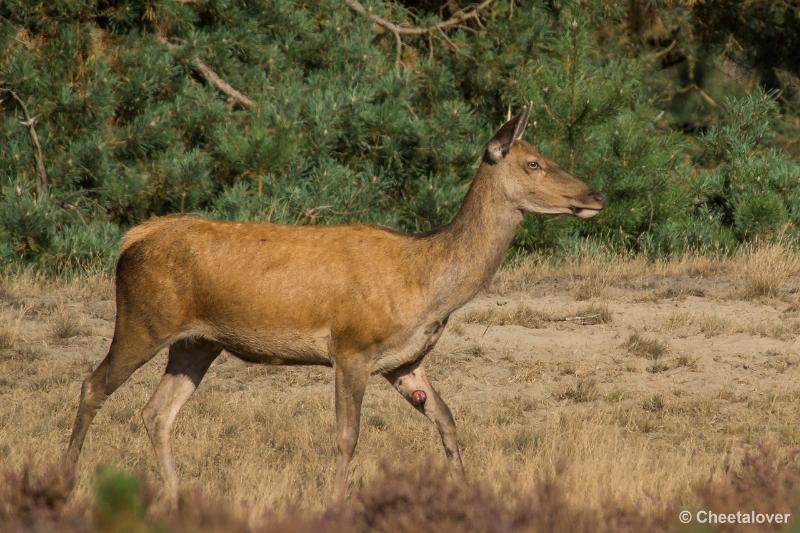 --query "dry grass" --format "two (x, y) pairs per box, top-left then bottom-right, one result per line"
(460, 302), (611, 328)
(555, 377), (600, 403)
(493, 240), (800, 300)
(577, 303), (612, 324)
(641, 394), (665, 412)
(50, 304), (87, 340)
(660, 311), (732, 337)
(0, 308), (25, 349)
(746, 318), (800, 340)
(622, 332), (668, 360)
(493, 247), (731, 296)
(659, 310), (800, 340)
(573, 272), (609, 301)
(646, 361), (671, 374)
(6, 446), (800, 533)
(2, 243), (800, 529)
(735, 241), (800, 299)
(460, 304), (553, 328)
(674, 354), (698, 370)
